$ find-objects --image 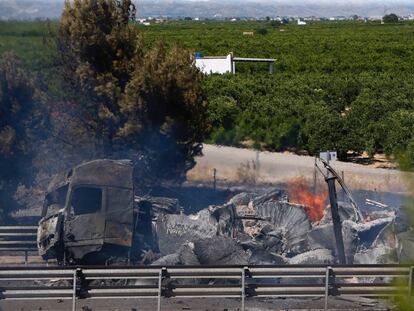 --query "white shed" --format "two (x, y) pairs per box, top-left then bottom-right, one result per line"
(195, 54), (233, 74)
(195, 53), (275, 75)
